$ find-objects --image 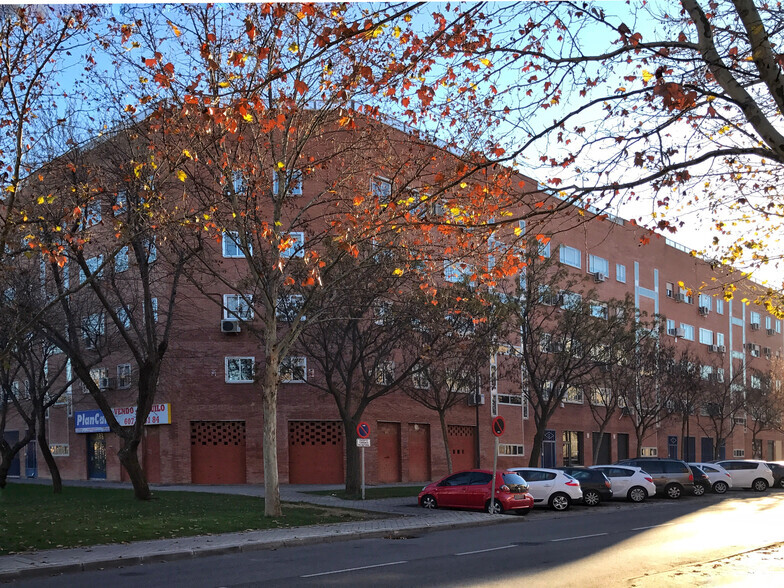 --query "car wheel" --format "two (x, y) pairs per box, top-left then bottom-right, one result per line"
(779, 478), (784, 489)
(421, 494), (437, 509)
(664, 483), (682, 499)
(628, 486), (647, 503)
(486, 499), (504, 514)
(583, 489), (601, 506)
(752, 478), (769, 492)
(713, 481), (728, 494)
(693, 483), (706, 496)
(549, 492), (571, 511)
